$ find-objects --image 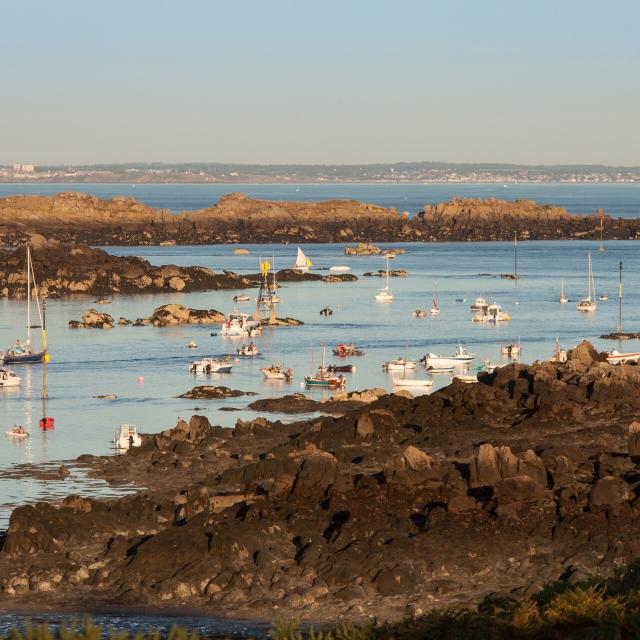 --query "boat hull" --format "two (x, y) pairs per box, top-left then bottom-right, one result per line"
(3, 350), (46, 364)
(392, 378), (433, 387)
